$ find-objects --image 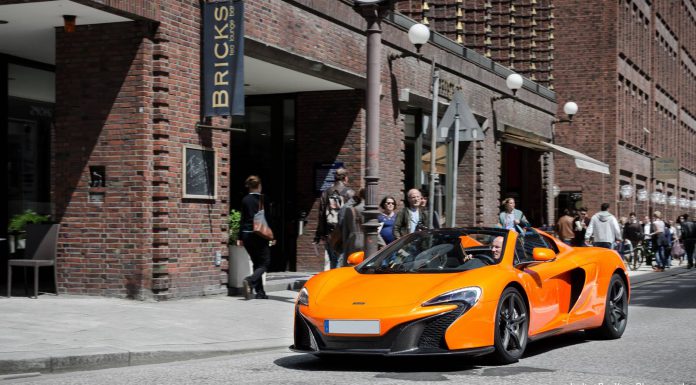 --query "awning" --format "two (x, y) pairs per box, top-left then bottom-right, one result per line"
(501, 133), (610, 175)
(540, 141), (610, 175)
(422, 144), (448, 174)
